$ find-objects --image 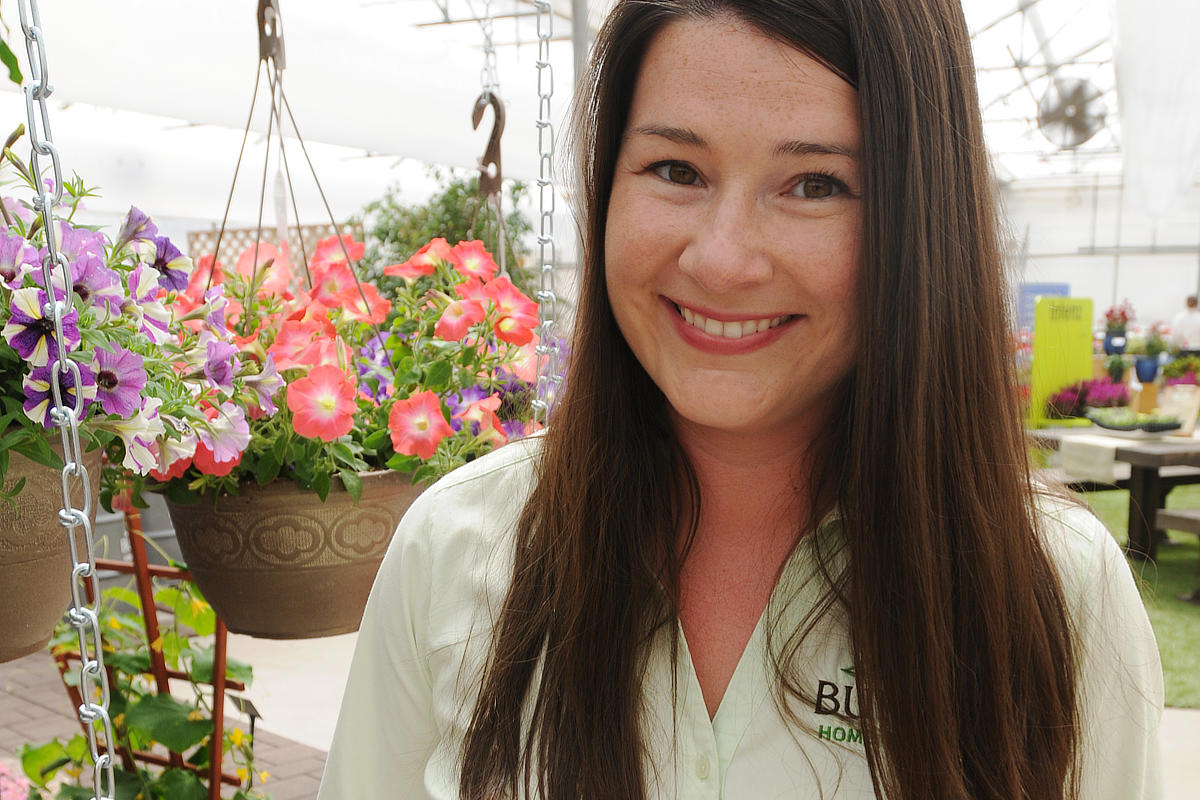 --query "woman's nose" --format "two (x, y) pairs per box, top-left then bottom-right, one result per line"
(676, 190), (773, 292)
